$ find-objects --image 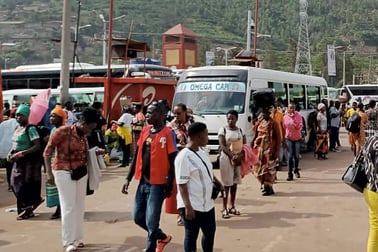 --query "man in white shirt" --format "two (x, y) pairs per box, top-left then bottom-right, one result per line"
(175, 122), (224, 252)
(116, 106), (133, 167)
(329, 100), (341, 152)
